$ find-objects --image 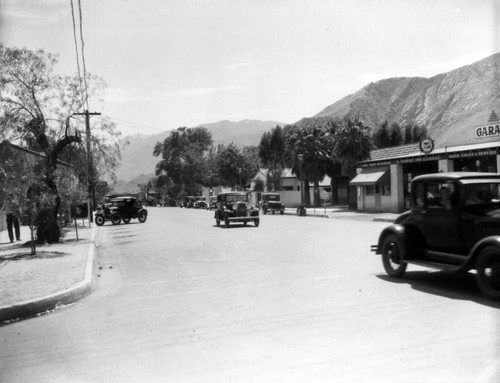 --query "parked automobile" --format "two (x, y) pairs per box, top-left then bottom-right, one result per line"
(371, 172), (500, 300)
(183, 196), (196, 208)
(214, 192), (260, 227)
(194, 196), (208, 209)
(260, 192), (285, 215)
(95, 196), (148, 226)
